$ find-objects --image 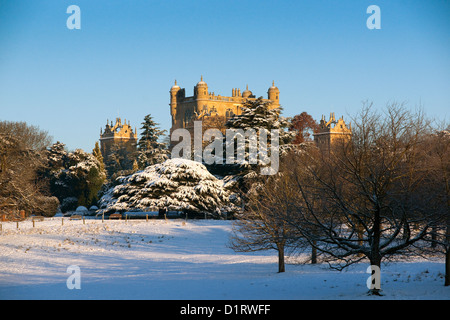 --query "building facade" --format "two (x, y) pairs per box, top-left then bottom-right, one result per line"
(313, 113), (352, 151)
(99, 117), (138, 159)
(169, 76), (280, 136)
